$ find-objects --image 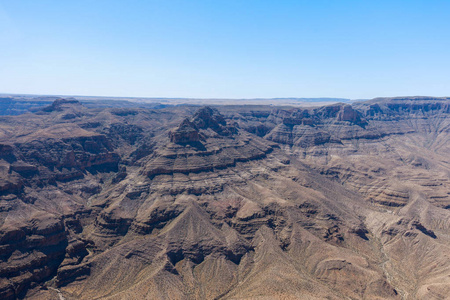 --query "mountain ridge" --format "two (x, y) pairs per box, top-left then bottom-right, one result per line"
(0, 97), (449, 299)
